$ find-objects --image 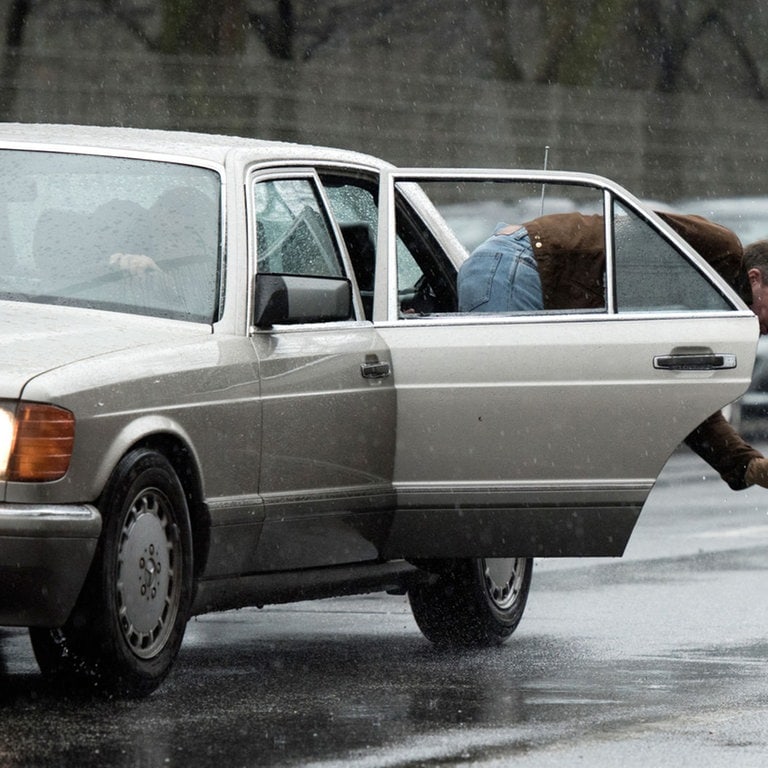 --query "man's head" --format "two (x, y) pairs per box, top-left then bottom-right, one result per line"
(743, 240), (768, 334)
